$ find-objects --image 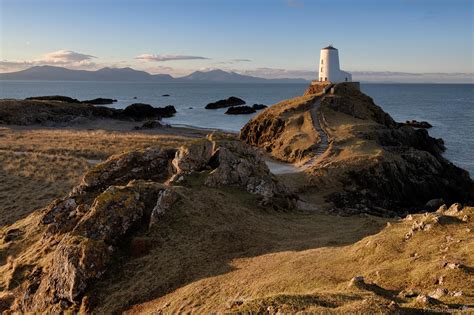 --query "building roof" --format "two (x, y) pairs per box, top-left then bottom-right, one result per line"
(322, 45), (337, 50)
